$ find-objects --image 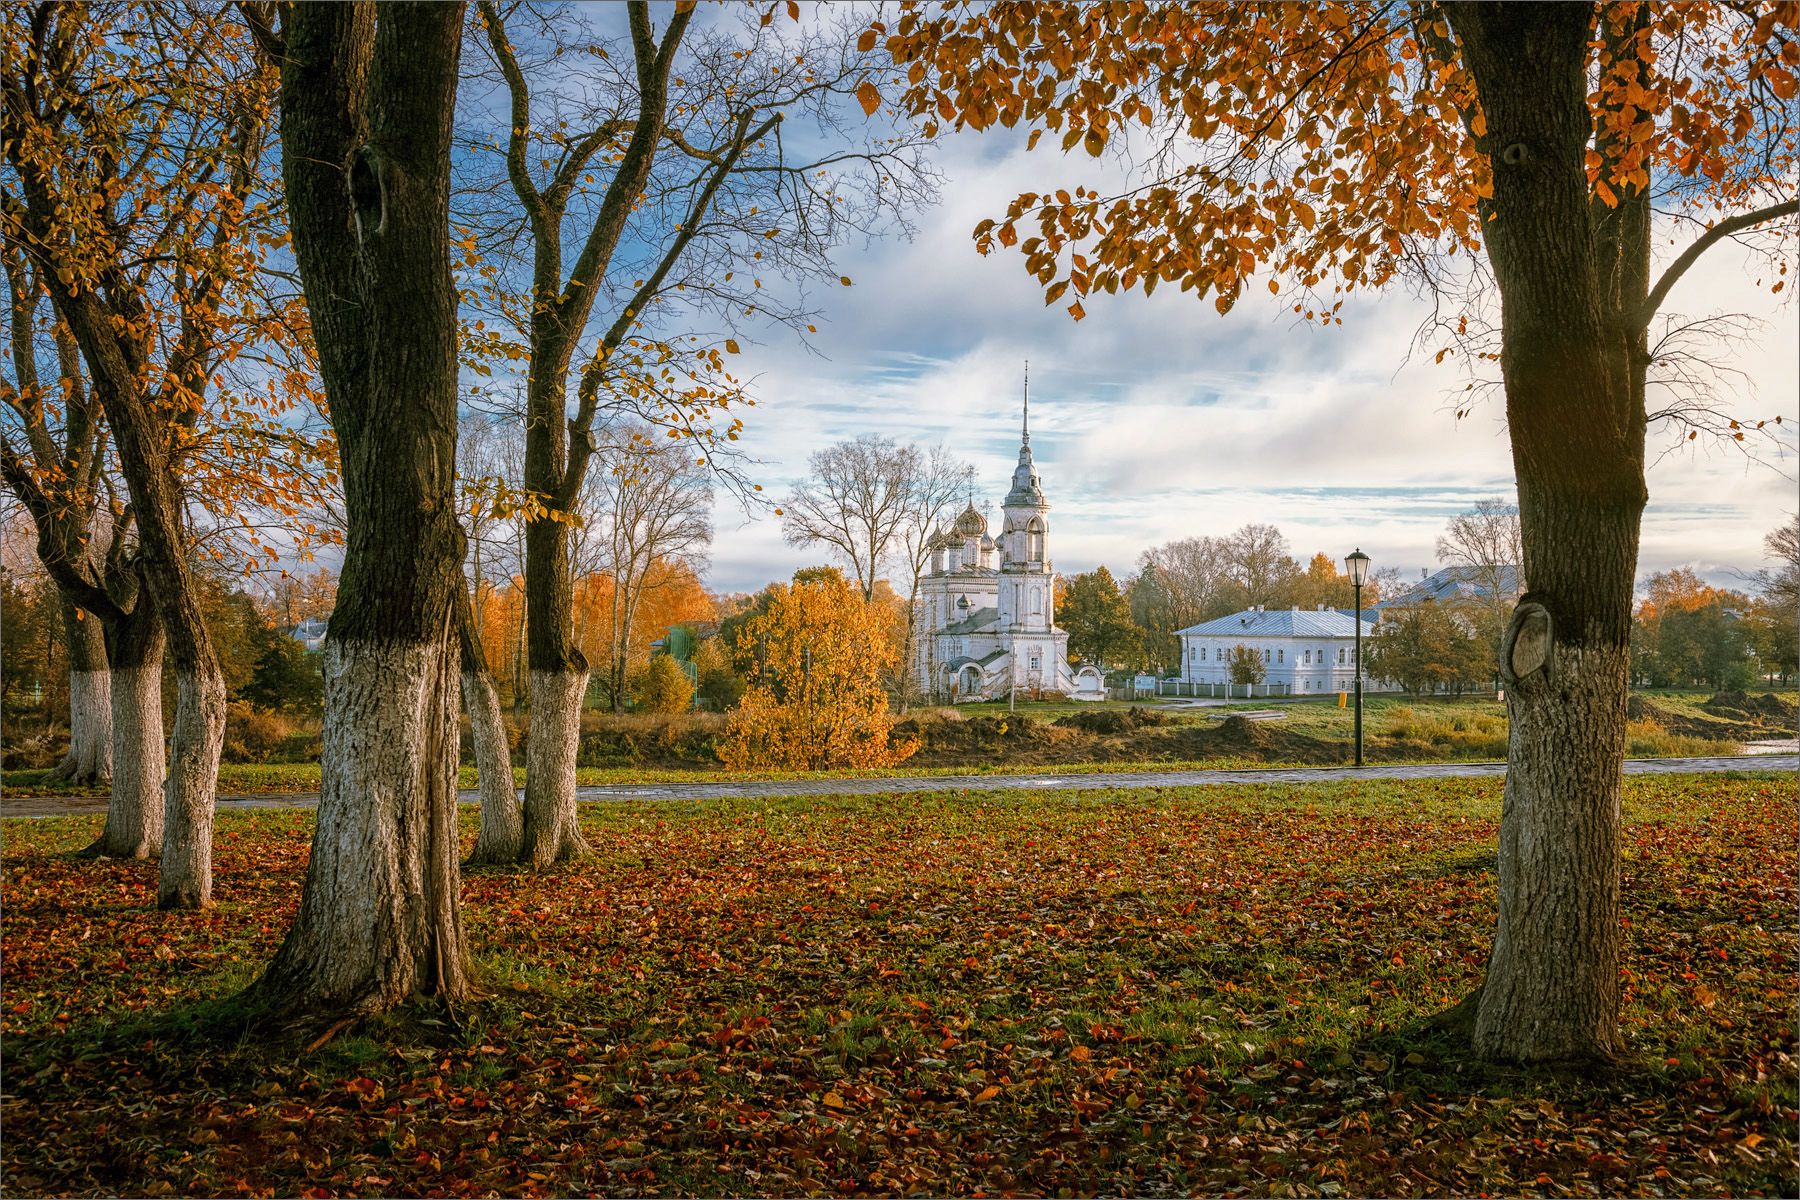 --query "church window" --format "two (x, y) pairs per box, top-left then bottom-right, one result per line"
(1303, 649), (1311, 664)
(1337, 647), (1346, 665)
(1263, 648), (1271, 663)
(1030, 585), (1042, 618)
(1277, 649), (1284, 664)
(1029, 650), (1041, 672)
